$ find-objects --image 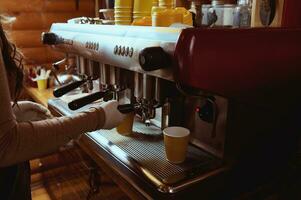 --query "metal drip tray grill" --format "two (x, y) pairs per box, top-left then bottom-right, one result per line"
(48, 98), (222, 193)
(87, 121), (221, 193)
